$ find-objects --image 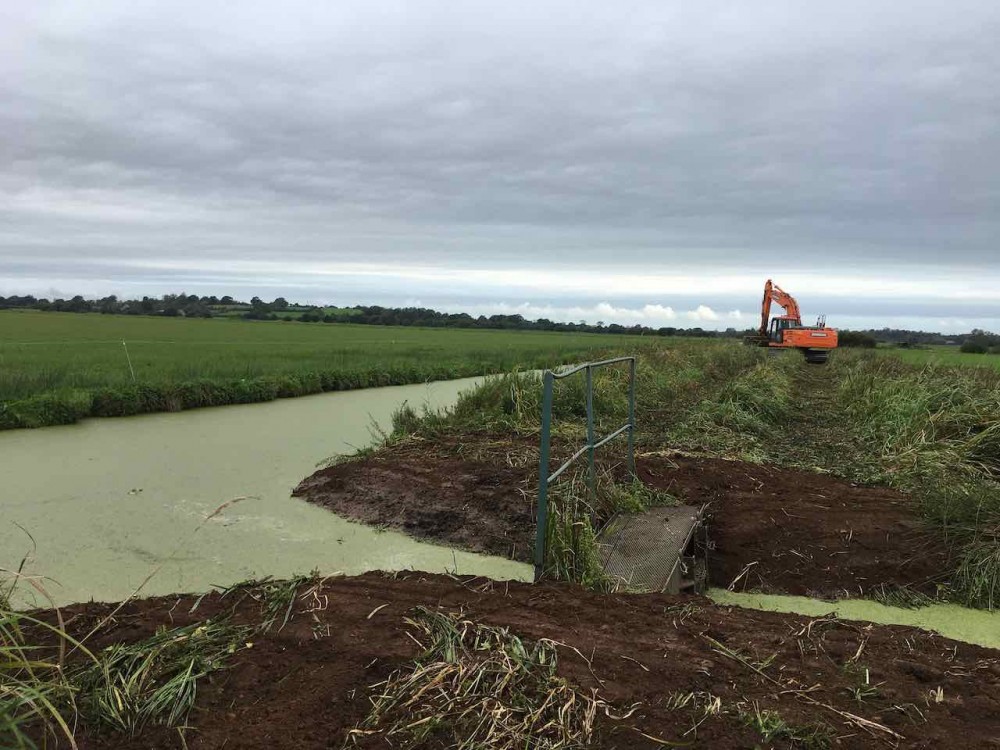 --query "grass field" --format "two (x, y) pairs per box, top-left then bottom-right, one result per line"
(0, 310), (657, 429)
(879, 344), (1000, 370)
